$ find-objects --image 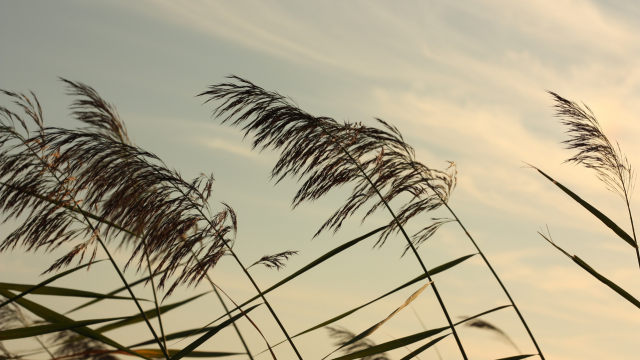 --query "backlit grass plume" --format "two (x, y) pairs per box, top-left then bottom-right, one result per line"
(544, 91), (639, 267)
(0, 81), (233, 297)
(549, 91), (635, 204)
(199, 77), (456, 250)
